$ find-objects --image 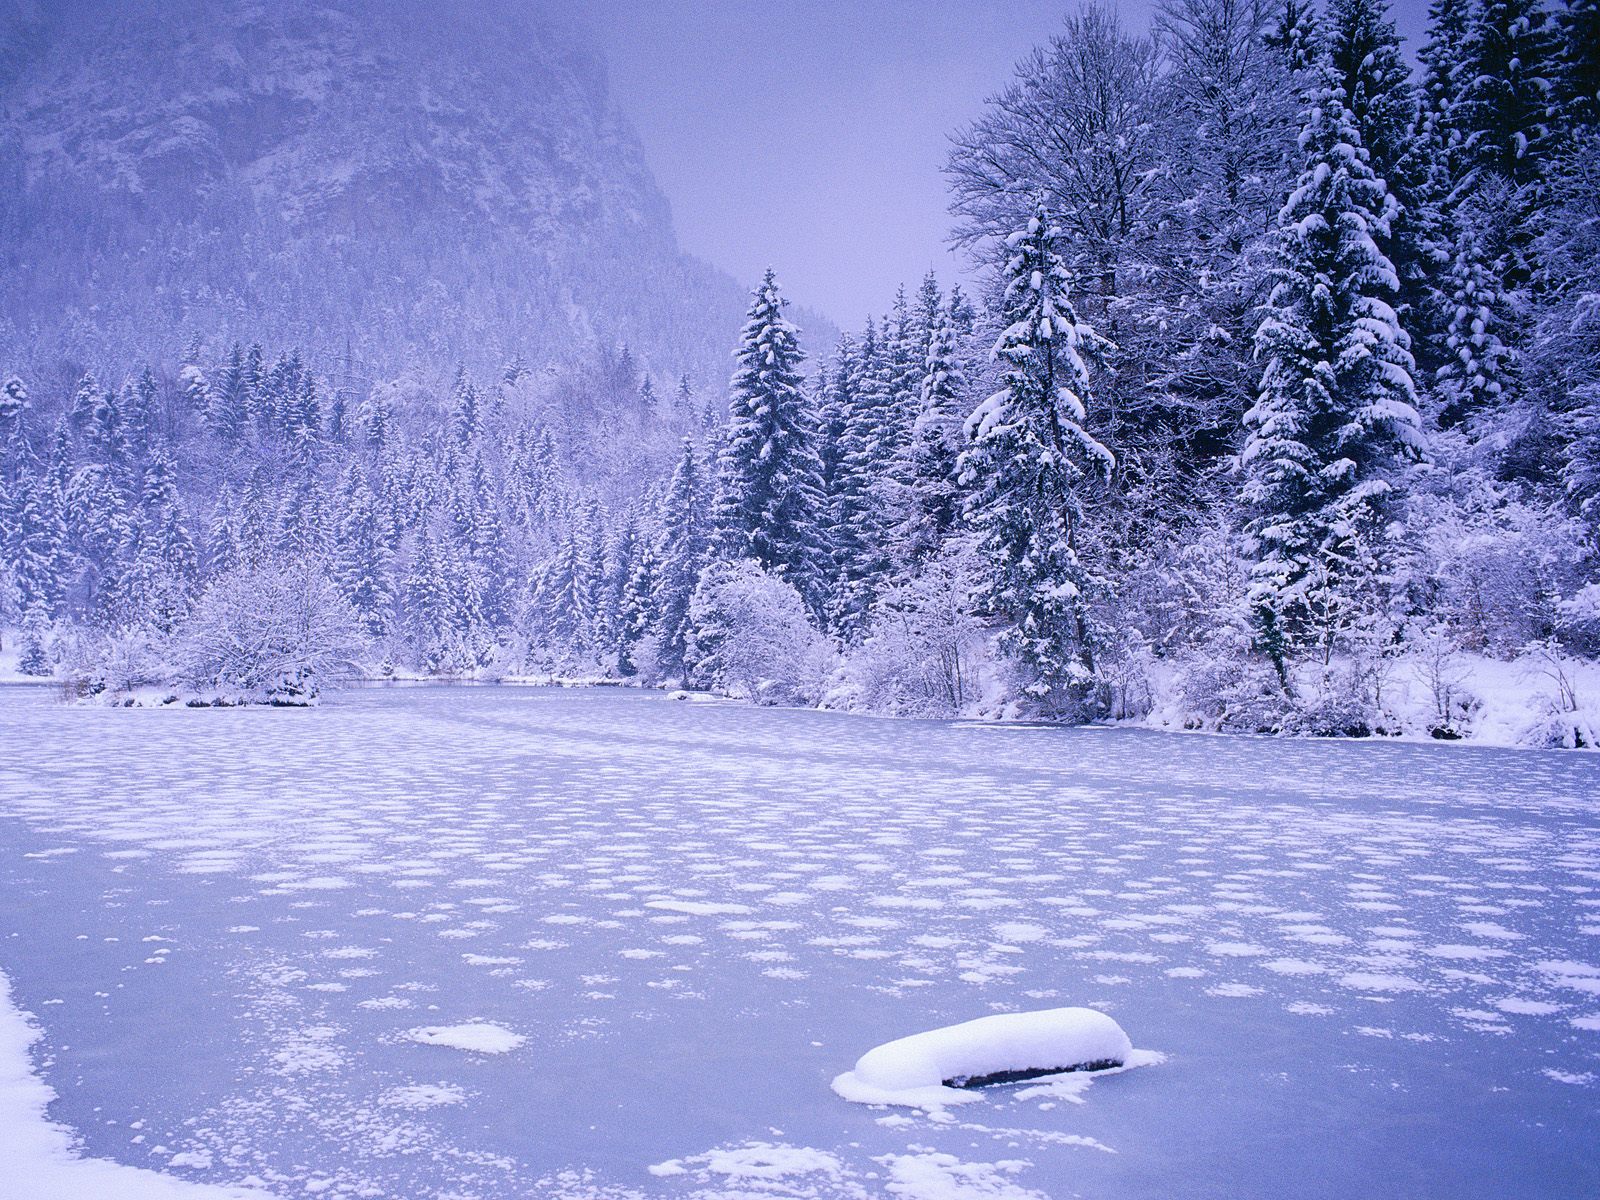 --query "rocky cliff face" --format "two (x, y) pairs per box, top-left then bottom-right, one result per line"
(0, 0), (746, 385)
